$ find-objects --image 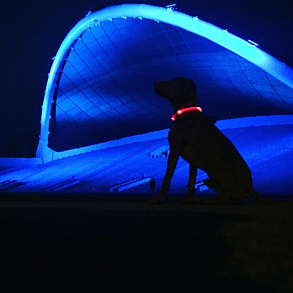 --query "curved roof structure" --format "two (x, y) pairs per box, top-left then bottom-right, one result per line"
(37, 4), (293, 162)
